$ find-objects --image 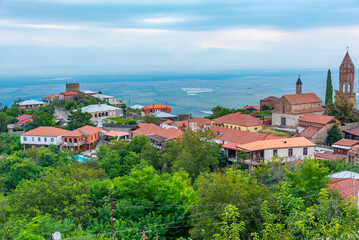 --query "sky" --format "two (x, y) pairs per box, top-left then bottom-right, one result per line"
(1, 0), (359, 75)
